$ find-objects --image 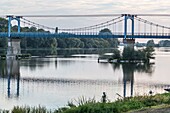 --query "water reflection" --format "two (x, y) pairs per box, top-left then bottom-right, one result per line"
(0, 57), (20, 98)
(1, 48), (170, 109)
(0, 55), (155, 99)
(21, 48), (117, 57)
(112, 63), (154, 97)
